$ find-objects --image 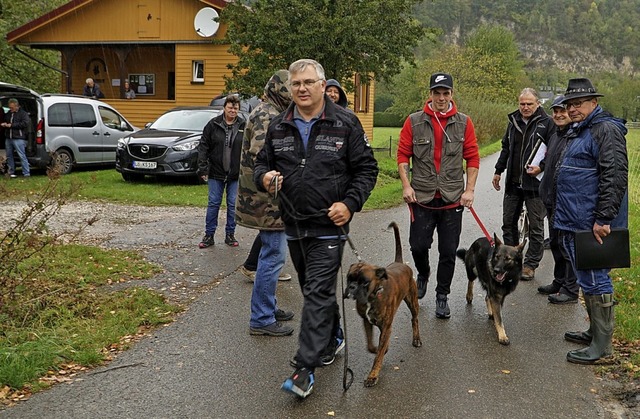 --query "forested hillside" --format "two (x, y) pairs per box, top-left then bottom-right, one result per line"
(413, 0), (640, 73)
